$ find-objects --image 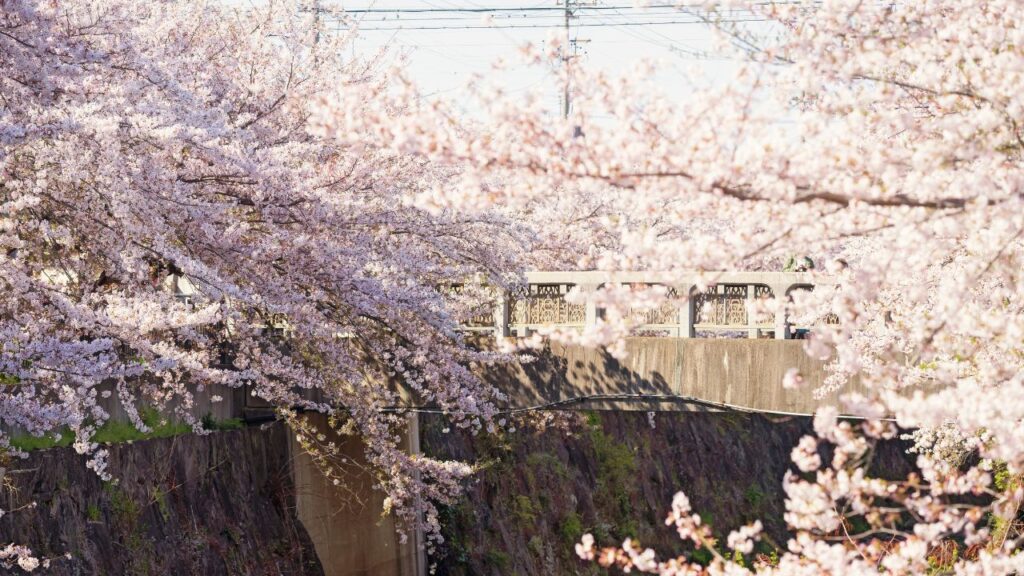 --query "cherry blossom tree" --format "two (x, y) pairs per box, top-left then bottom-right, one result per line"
(315, 0), (1024, 572)
(0, 0), (540, 560)
(8, 0), (1024, 571)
